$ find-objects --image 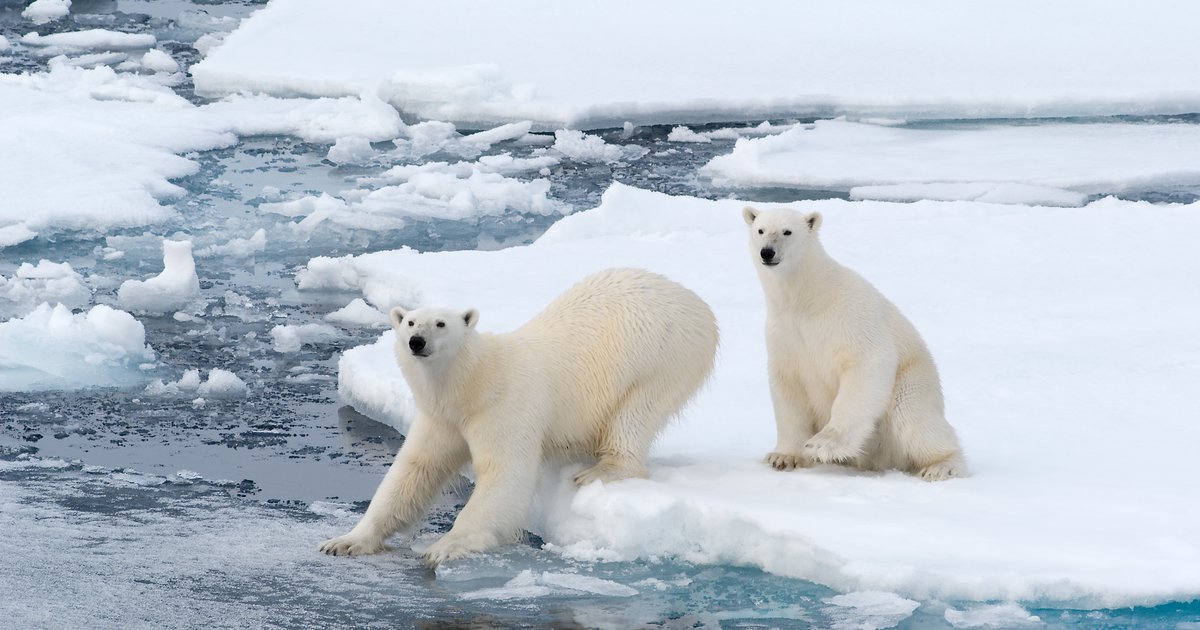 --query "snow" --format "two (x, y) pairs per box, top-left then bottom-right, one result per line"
(21, 0), (71, 25)
(192, 0), (1200, 129)
(702, 119), (1200, 205)
(195, 228), (267, 259)
(117, 239), (200, 315)
(334, 183), (1200, 608)
(0, 303), (155, 391)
